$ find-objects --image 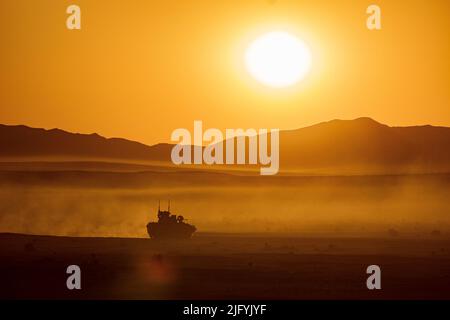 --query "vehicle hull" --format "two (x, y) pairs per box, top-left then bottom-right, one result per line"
(146, 222), (196, 239)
